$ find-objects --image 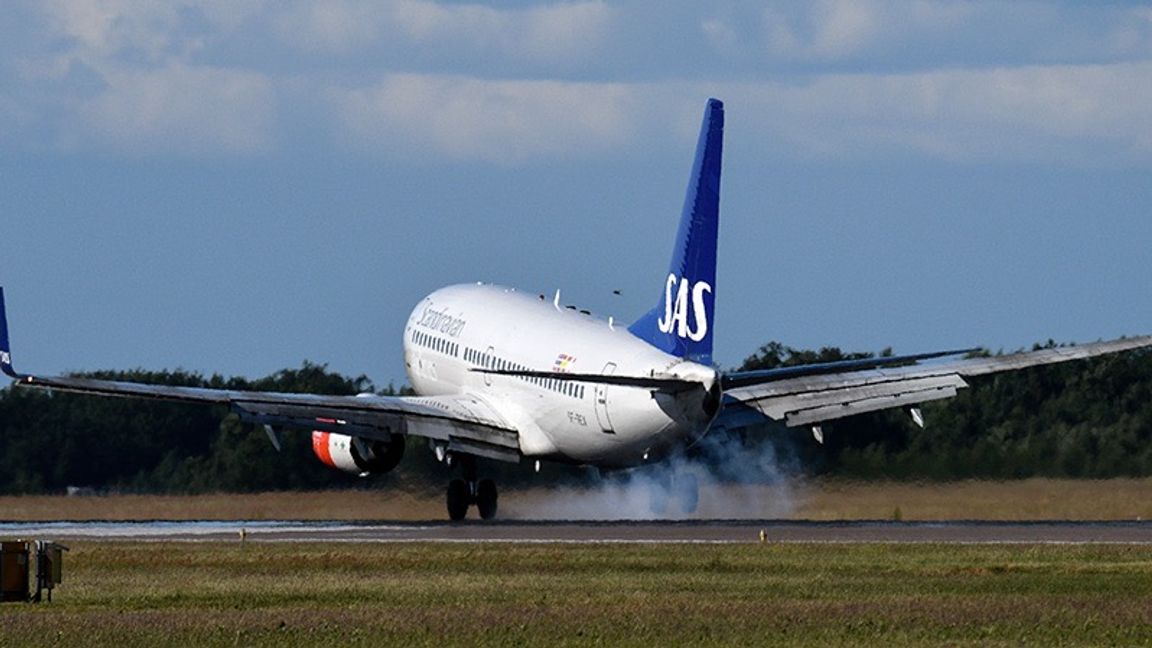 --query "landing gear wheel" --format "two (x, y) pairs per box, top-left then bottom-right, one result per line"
(476, 479), (498, 520)
(675, 472), (699, 514)
(447, 479), (470, 521)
